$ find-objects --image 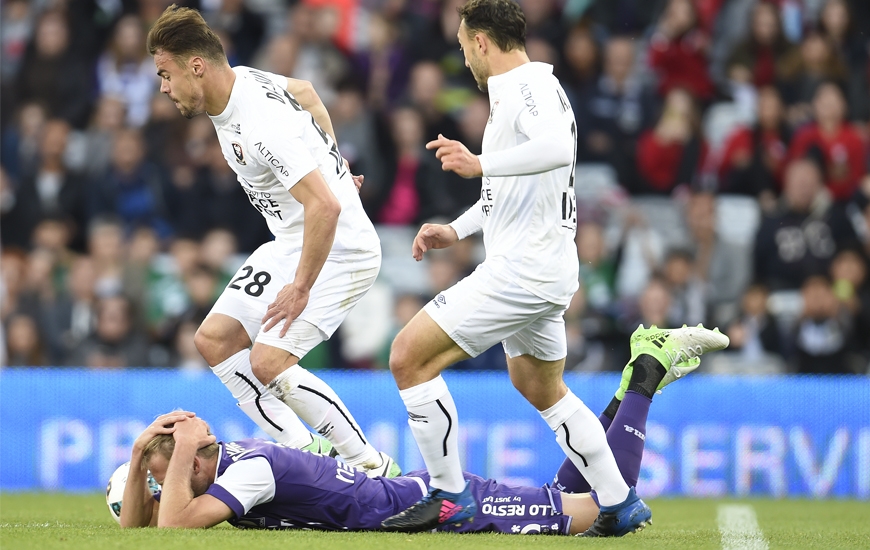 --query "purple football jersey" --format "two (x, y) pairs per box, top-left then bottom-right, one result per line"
(173, 439), (571, 535)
